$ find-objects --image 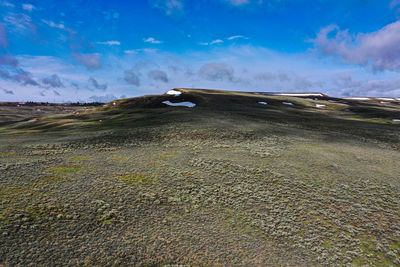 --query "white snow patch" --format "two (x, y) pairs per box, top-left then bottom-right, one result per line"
(377, 98), (395, 101)
(282, 102), (294, 106)
(258, 101), (268, 105)
(162, 101), (195, 108)
(166, 90), (182, 96)
(393, 119), (400, 122)
(316, 104), (326, 108)
(380, 101), (389, 104)
(344, 97), (371, 101)
(274, 93), (324, 97)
